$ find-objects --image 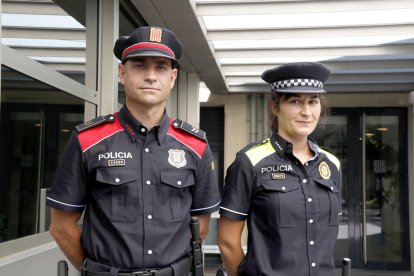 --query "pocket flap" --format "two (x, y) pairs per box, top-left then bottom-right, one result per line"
(262, 180), (300, 192)
(314, 179), (338, 193)
(96, 168), (137, 185)
(161, 169), (195, 188)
